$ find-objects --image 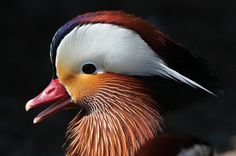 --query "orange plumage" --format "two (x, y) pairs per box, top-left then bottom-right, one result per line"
(26, 11), (218, 156)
